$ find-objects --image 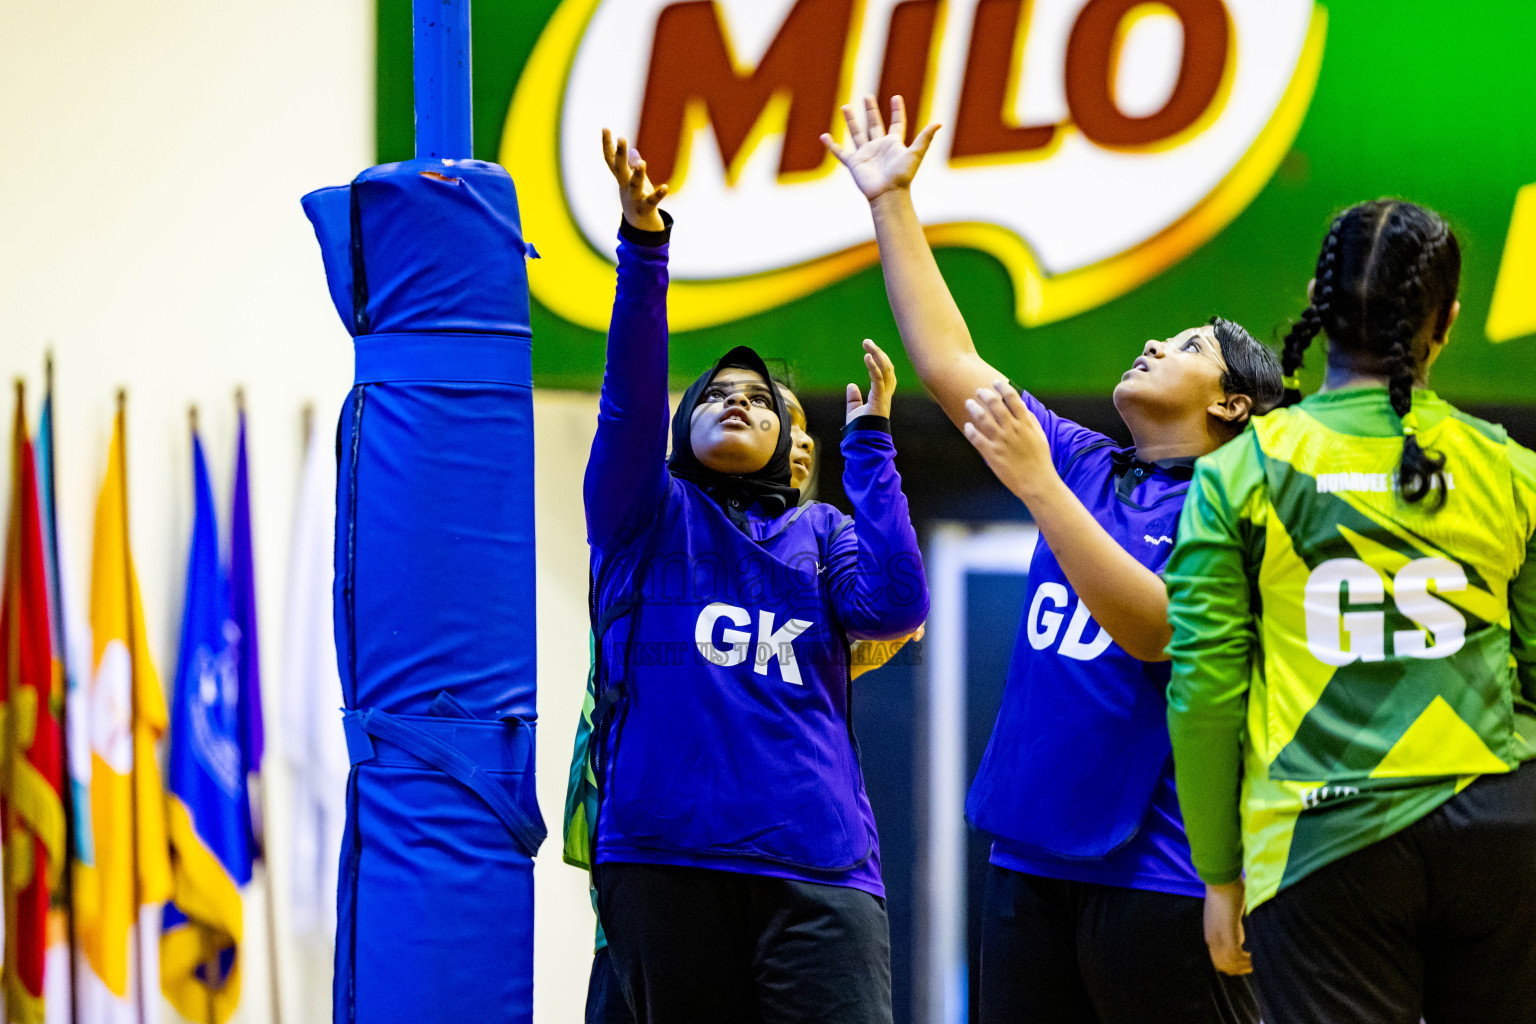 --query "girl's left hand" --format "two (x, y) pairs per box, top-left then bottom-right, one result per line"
(846, 339), (897, 424)
(1202, 880), (1253, 976)
(962, 380), (1056, 502)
